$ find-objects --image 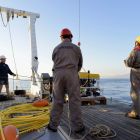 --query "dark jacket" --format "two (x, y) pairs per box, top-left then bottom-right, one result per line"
(0, 63), (14, 80)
